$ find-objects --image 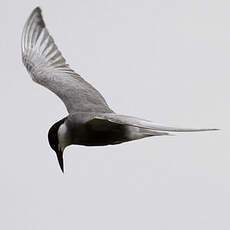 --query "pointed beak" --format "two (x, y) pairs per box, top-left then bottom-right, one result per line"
(56, 151), (64, 173)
